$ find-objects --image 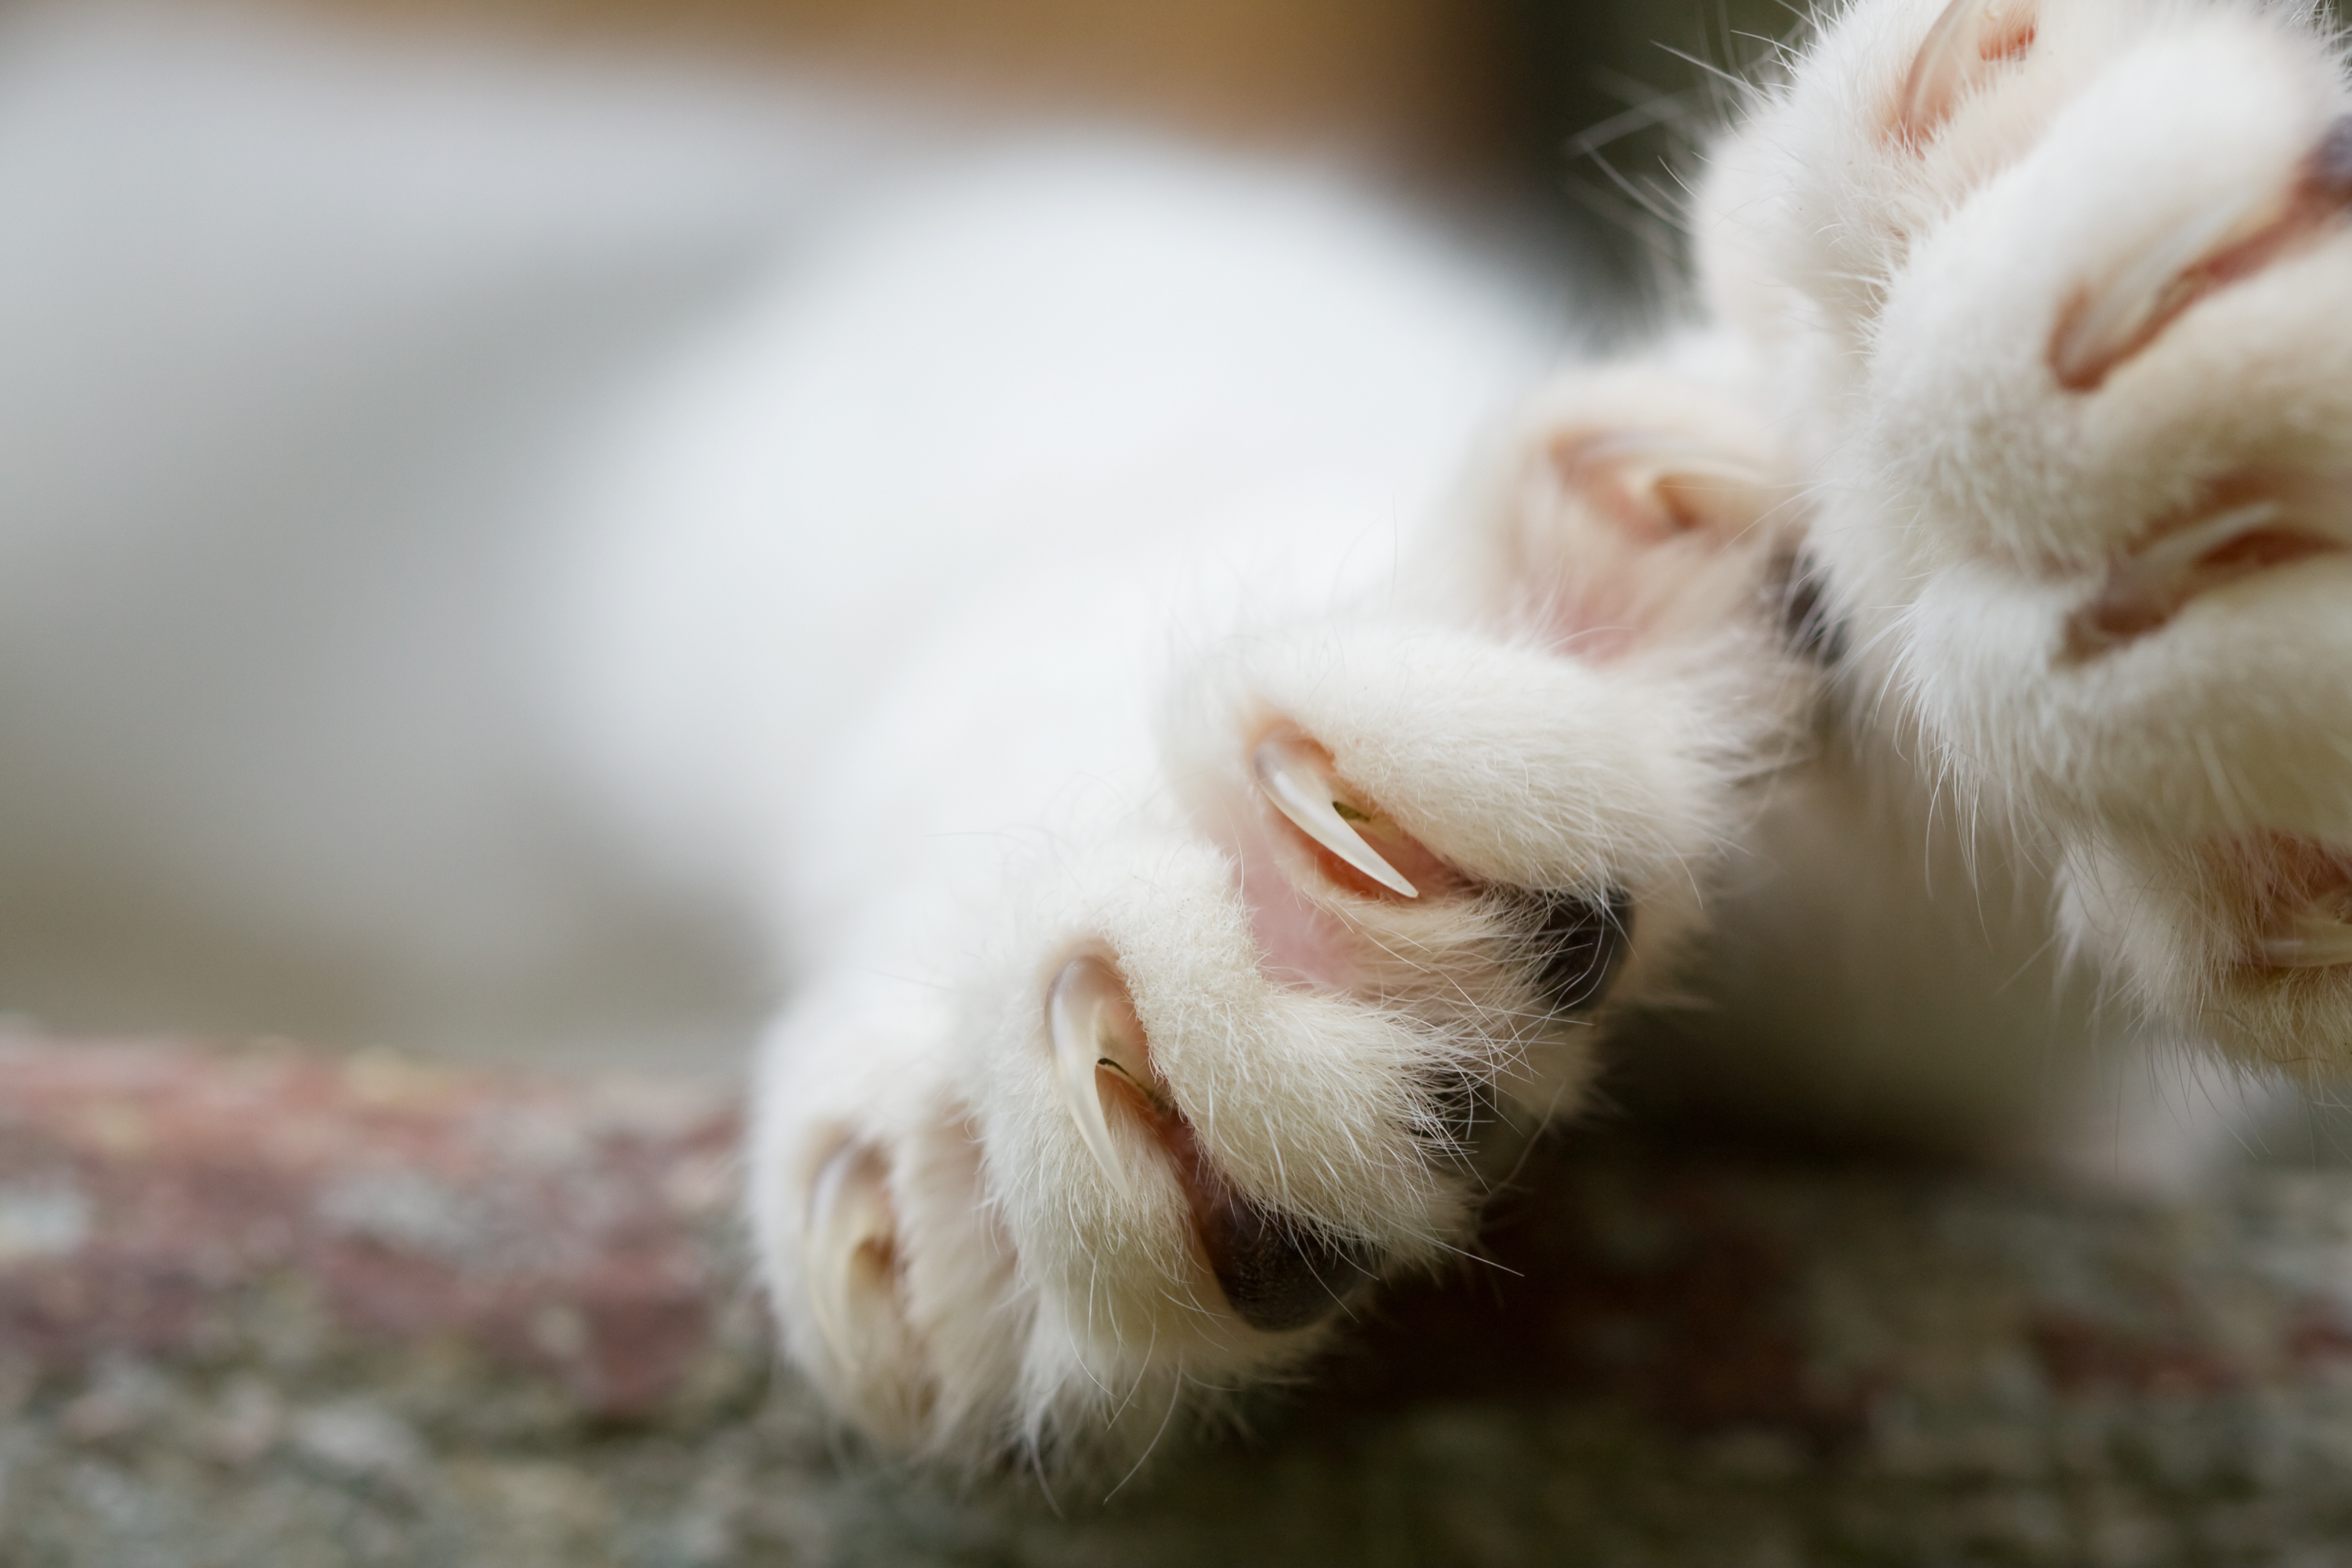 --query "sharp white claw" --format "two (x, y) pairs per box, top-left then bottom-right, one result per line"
(1047, 953), (1154, 1196)
(2257, 905), (2352, 970)
(1250, 732), (1420, 899)
(2067, 495), (2347, 658)
(804, 1140), (896, 1375)
(2090, 499), (2284, 627)
(1557, 432), (1773, 536)
(2053, 186), (2274, 389)
(2116, 503), (2284, 592)
(2255, 919), (2352, 969)
(1899, 0), (2034, 144)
